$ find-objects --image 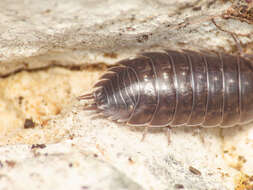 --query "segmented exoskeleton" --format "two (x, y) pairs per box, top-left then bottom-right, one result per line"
(80, 50), (253, 128)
